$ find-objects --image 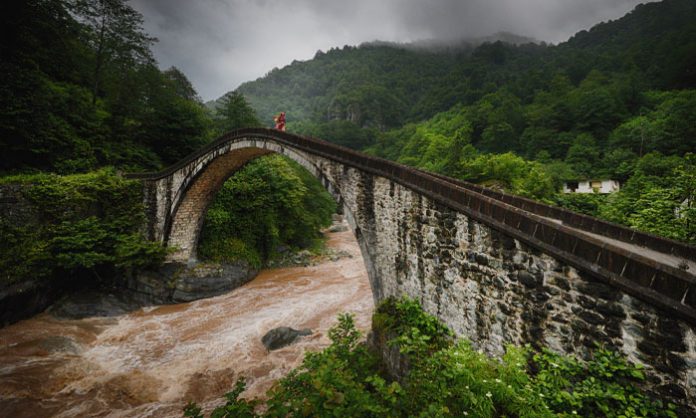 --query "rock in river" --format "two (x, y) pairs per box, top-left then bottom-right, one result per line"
(261, 327), (312, 351)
